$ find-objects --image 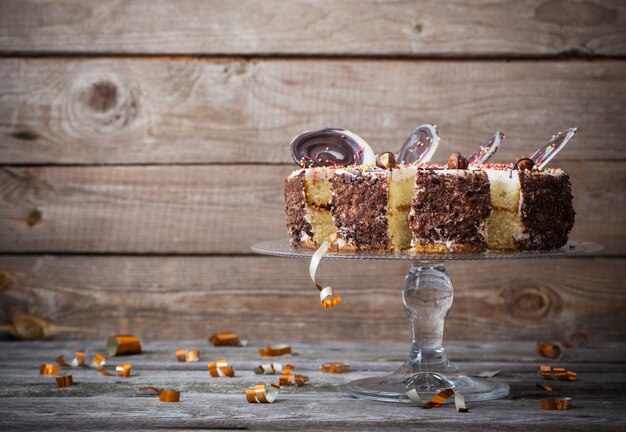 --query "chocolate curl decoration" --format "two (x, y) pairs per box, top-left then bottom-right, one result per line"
(537, 341), (562, 360)
(397, 124), (440, 165)
(246, 384), (280, 404)
(310, 241), (341, 308)
(56, 375), (74, 388)
(208, 359), (235, 377)
(529, 127), (577, 170)
(116, 363), (132, 377)
(468, 132), (504, 167)
(40, 364), (61, 376)
(107, 334), (142, 357)
(259, 344), (292, 357)
(561, 331), (588, 349)
(406, 388), (468, 413)
(138, 386), (181, 402)
(540, 397), (572, 410)
(255, 363), (294, 375)
(290, 128), (375, 168)
(321, 363), (350, 374)
(279, 374), (309, 386)
(209, 332), (247, 347)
